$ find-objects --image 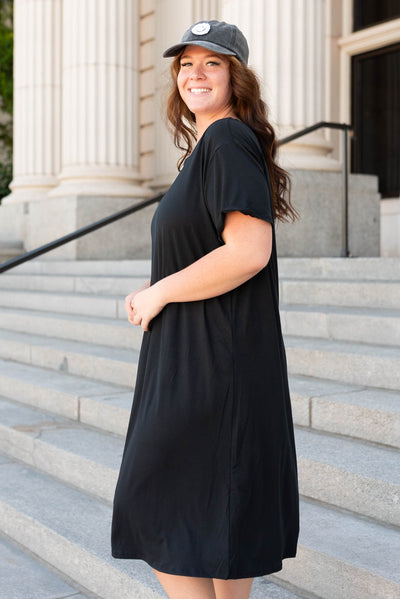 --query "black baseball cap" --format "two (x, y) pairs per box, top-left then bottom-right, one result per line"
(162, 20), (249, 65)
